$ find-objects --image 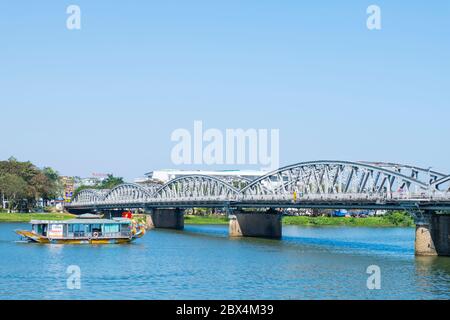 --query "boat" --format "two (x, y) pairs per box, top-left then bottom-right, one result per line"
(15, 214), (146, 244)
